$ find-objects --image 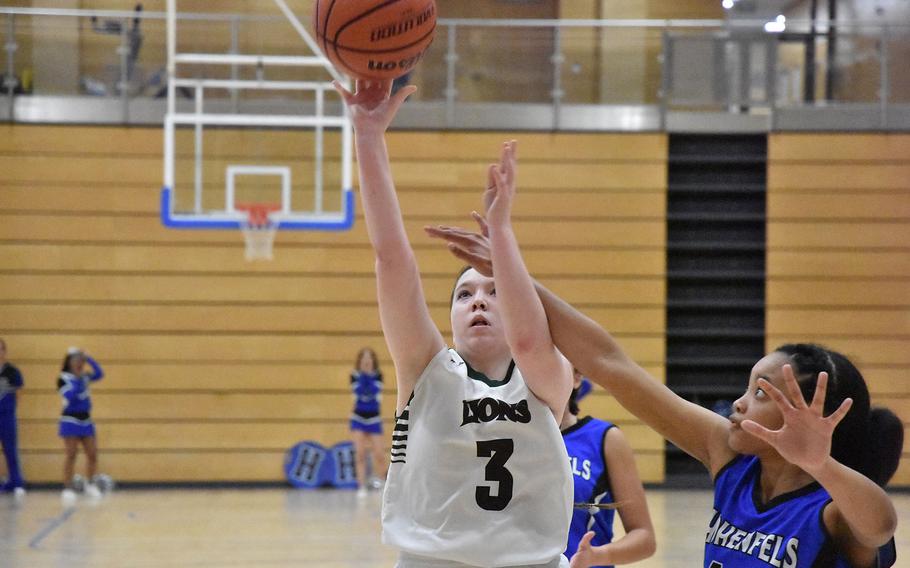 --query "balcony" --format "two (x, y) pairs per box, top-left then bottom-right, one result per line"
(1, 6), (908, 131)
